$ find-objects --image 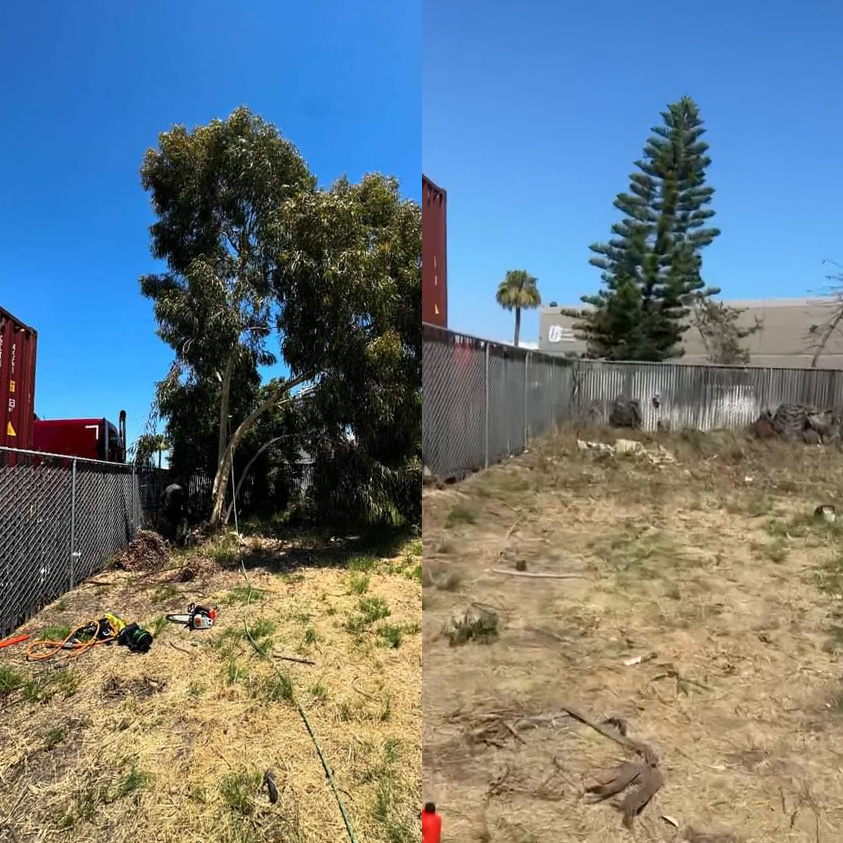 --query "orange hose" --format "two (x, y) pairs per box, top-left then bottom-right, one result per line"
(25, 619), (119, 661)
